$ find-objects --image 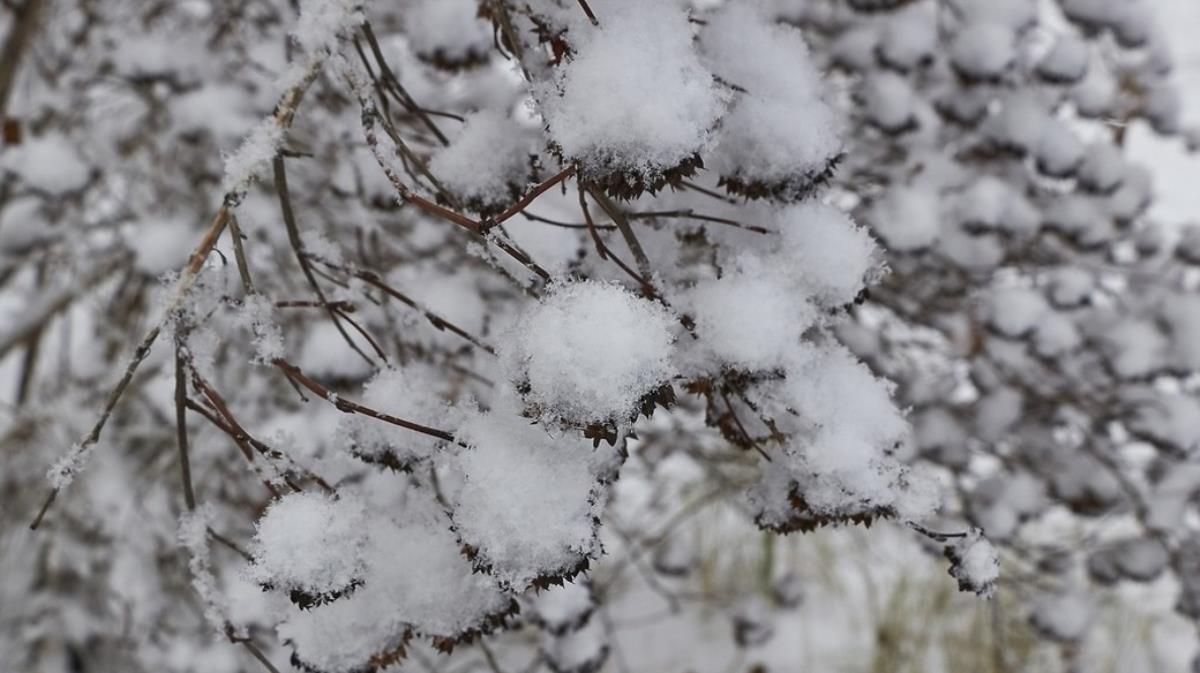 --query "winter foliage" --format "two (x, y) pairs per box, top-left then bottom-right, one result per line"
(1, 0), (1199, 672)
